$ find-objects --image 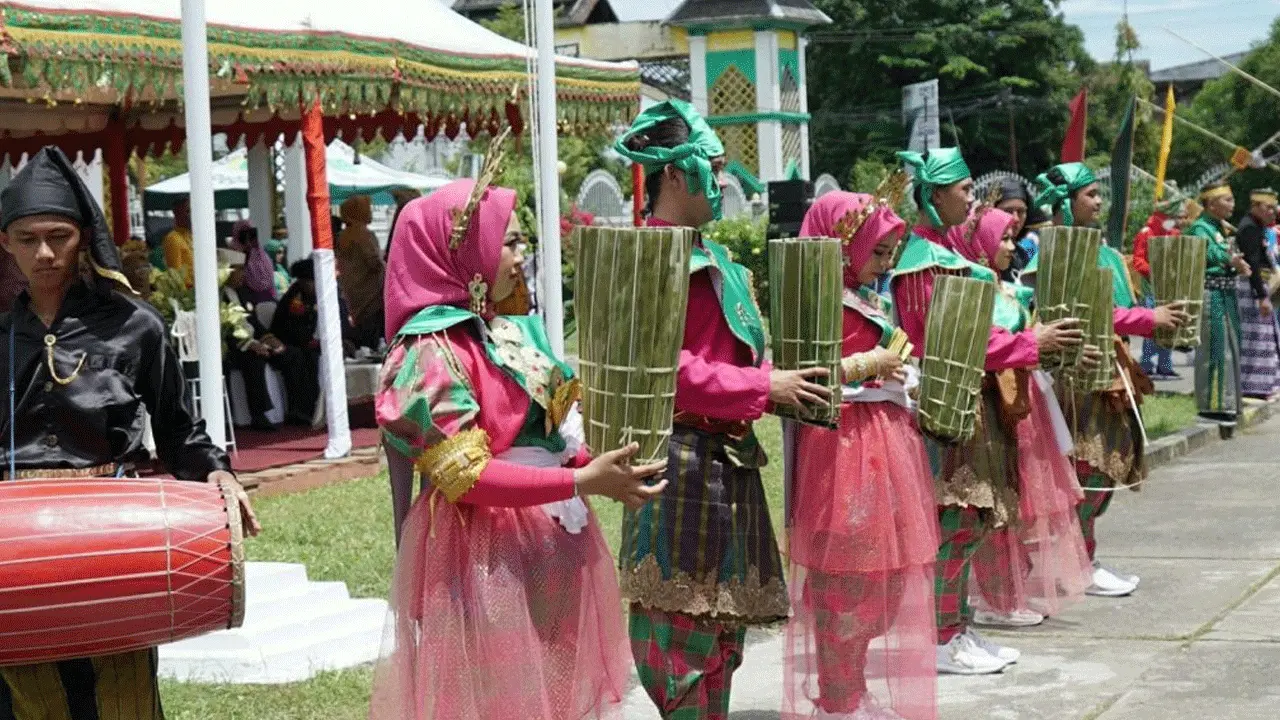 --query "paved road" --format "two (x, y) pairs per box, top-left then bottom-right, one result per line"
(624, 414), (1280, 719)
